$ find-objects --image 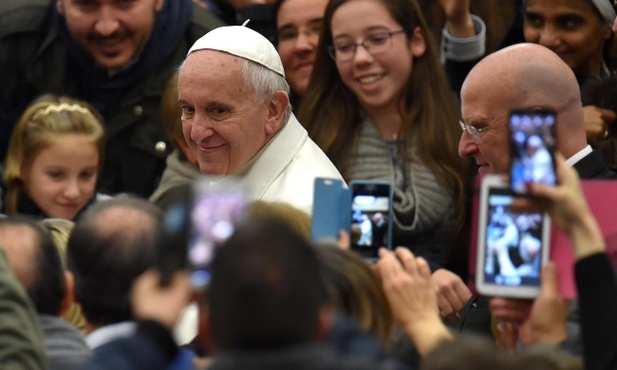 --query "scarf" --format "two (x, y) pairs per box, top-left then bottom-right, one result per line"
(345, 116), (457, 265)
(53, 0), (193, 117)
